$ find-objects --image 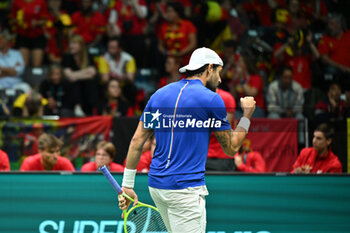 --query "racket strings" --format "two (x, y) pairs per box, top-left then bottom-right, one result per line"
(126, 206), (167, 233)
